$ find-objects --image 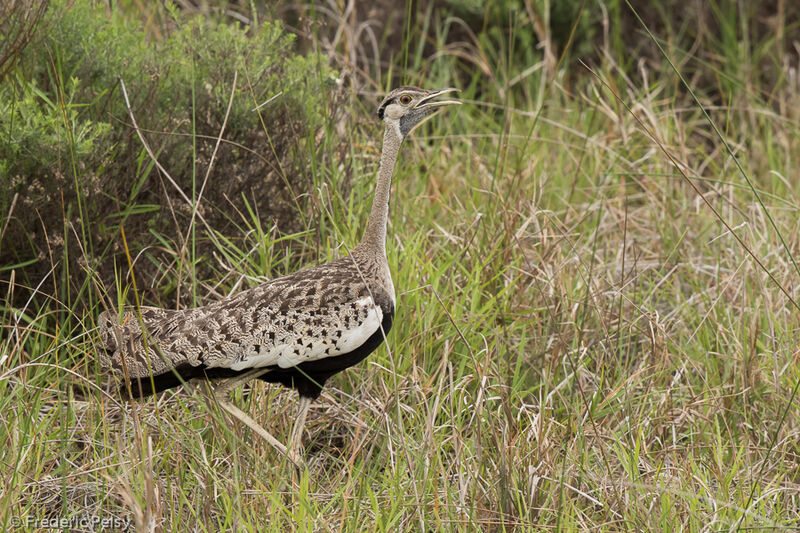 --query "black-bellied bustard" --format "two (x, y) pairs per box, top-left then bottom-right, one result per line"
(98, 87), (460, 465)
